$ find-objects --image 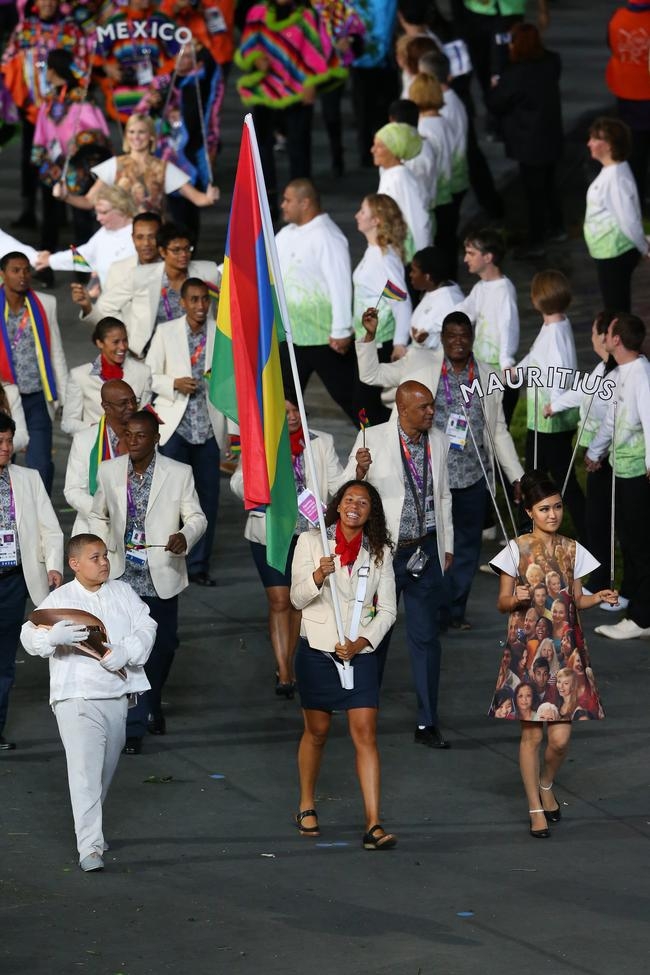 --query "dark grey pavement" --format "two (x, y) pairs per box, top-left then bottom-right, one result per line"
(2, 2), (650, 973)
